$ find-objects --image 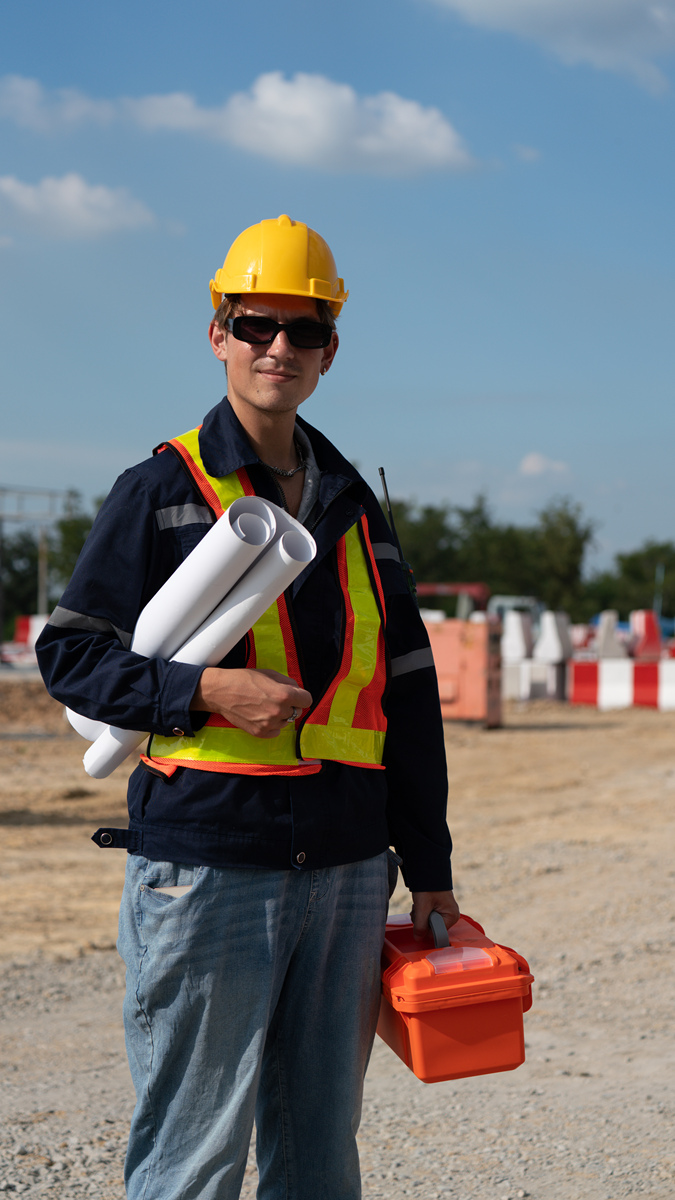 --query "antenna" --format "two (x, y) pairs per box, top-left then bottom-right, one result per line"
(378, 467), (417, 604)
(378, 468), (406, 564)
